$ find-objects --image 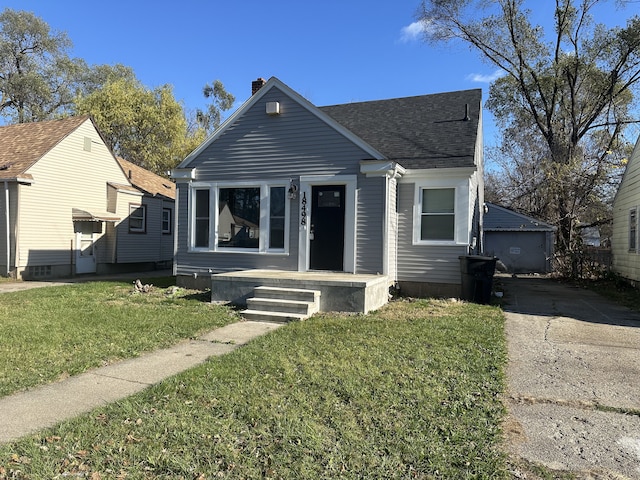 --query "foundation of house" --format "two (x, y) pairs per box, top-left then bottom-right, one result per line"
(210, 269), (390, 314)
